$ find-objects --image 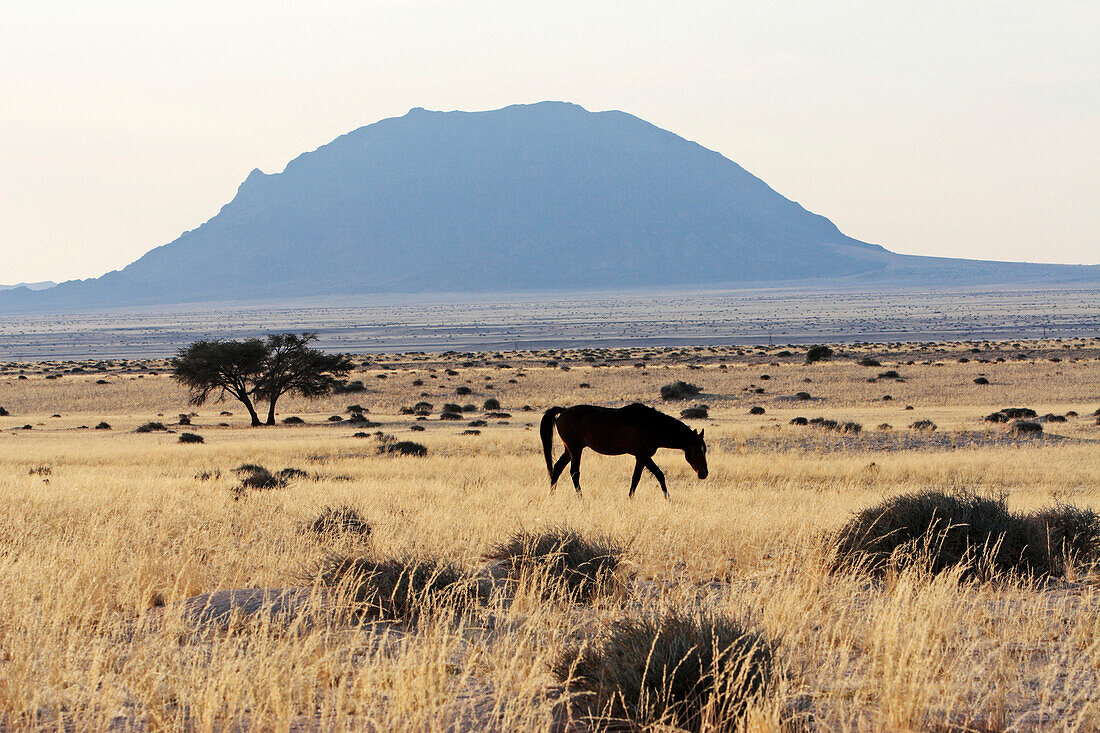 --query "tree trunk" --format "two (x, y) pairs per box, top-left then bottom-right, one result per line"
(241, 395), (262, 427)
(266, 398), (278, 426)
